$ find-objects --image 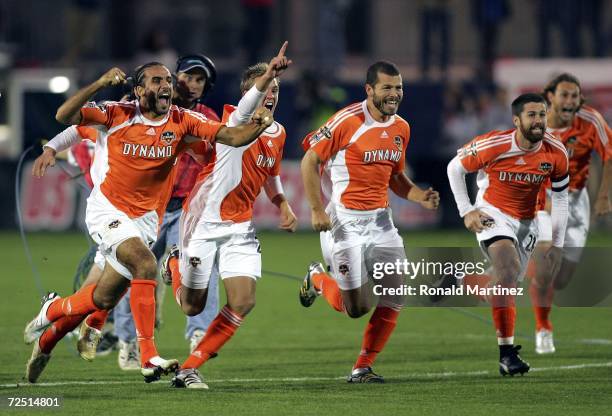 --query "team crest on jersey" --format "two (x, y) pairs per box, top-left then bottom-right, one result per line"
(189, 257), (201, 268)
(161, 131), (176, 145)
(108, 220), (121, 229)
(539, 162), (553, 173)
(309, 126), (332, 147)
(462, 142), (478, 157)
(338, 264), (350, 276)
(85, 101), (107, 112)
(394, 136), (402, 150)
(566, 136), (577, 158)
